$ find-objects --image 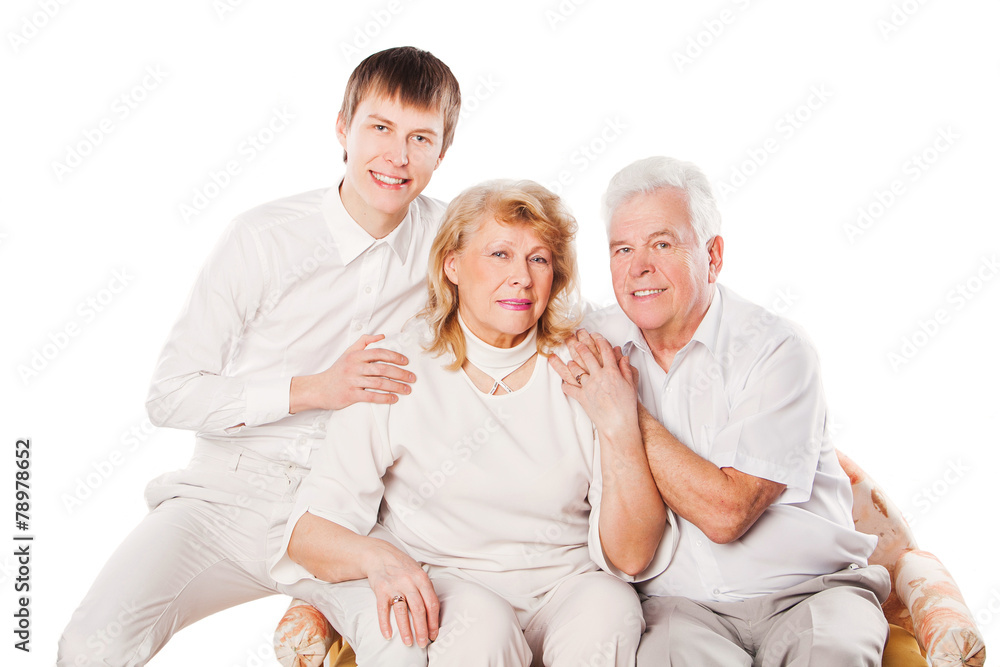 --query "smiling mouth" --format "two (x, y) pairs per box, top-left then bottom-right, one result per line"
(371, 171), (409, 186)
(632, 289), (665, 297)
(498, 299), (532, 310)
